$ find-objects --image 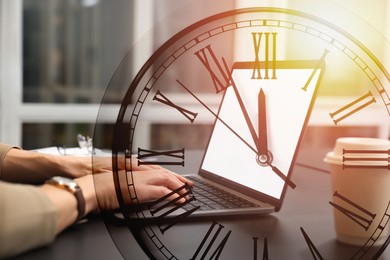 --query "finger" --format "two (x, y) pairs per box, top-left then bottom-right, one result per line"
(149, 172), (188, 191)
(176, 175), (193, 187)
(161, 168), (193, 186)
(140, 185), (187, 204)
(137, 170), (192, 199)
